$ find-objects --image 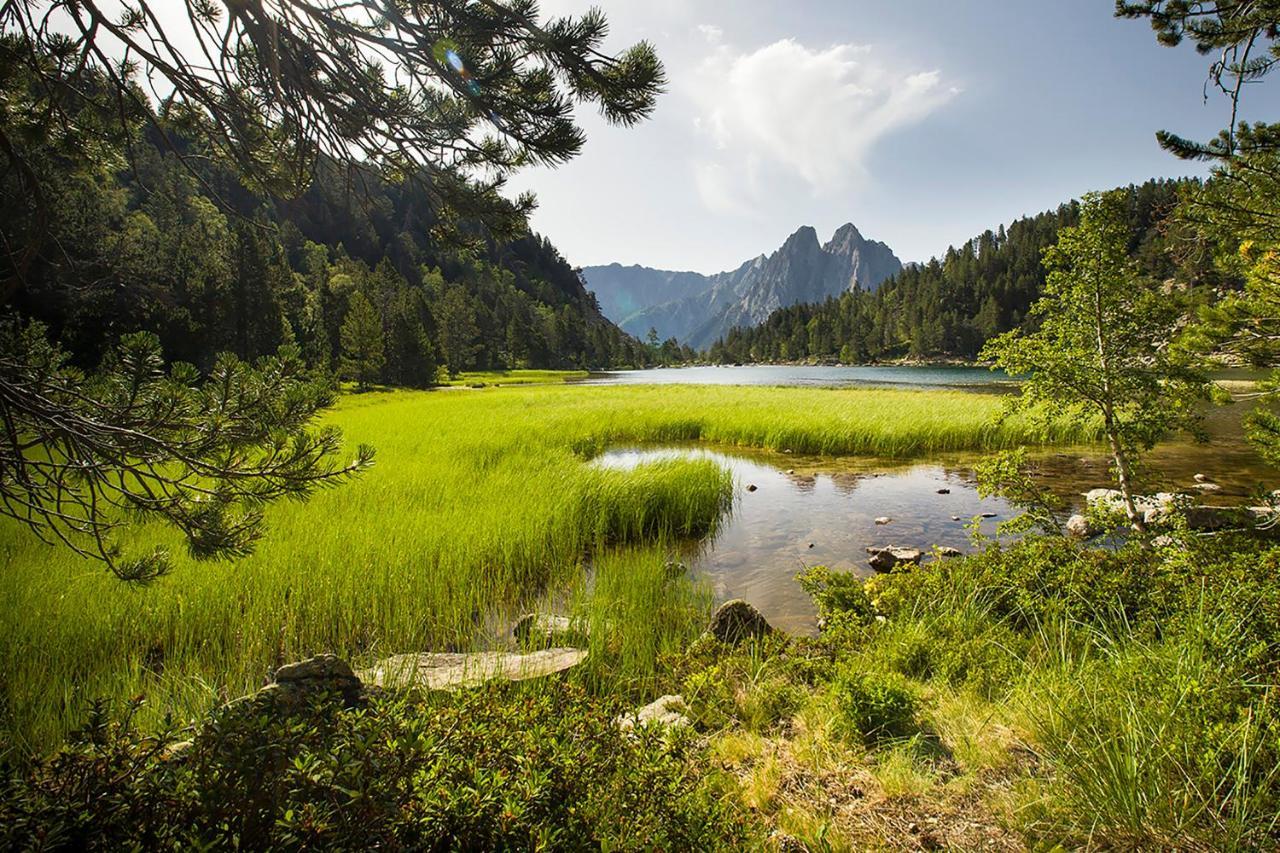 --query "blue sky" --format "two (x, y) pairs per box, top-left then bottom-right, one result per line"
(509, 0), (1280, 272)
